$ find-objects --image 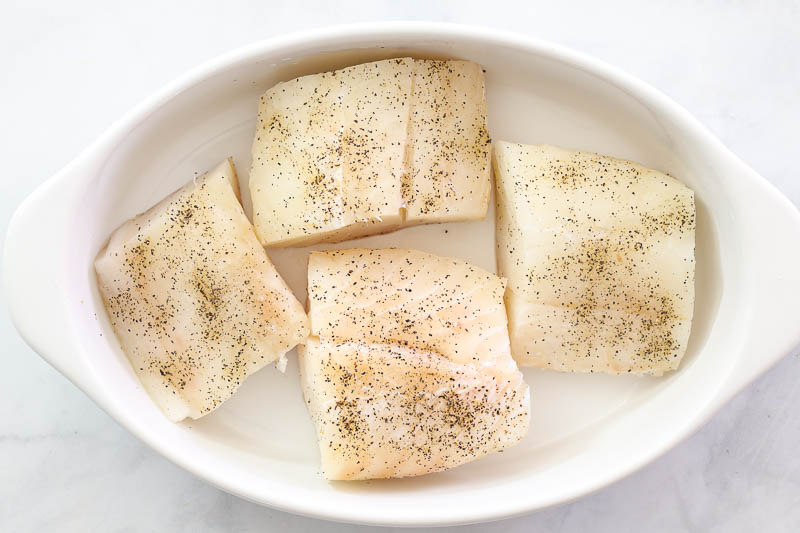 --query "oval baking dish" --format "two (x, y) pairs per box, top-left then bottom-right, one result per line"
(5, 22), (800, 527)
